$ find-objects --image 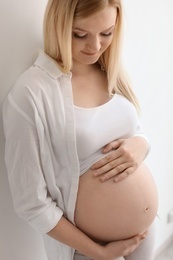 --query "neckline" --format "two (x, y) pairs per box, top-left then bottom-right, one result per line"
(74, 94), (118, 111)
